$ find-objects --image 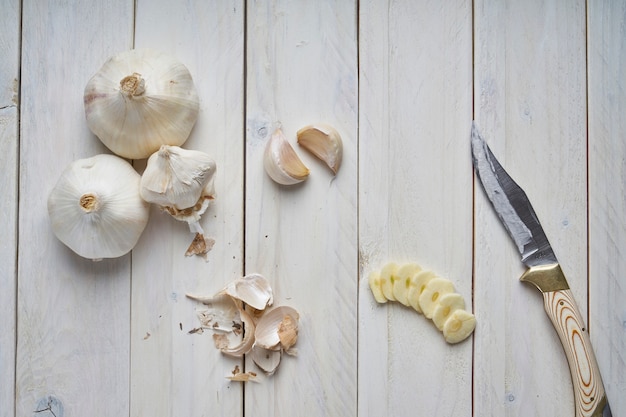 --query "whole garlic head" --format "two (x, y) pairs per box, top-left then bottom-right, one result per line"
(140, 145), (216, 224)
(47, 154), (150, 260)
(84, 49), (200, 159)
